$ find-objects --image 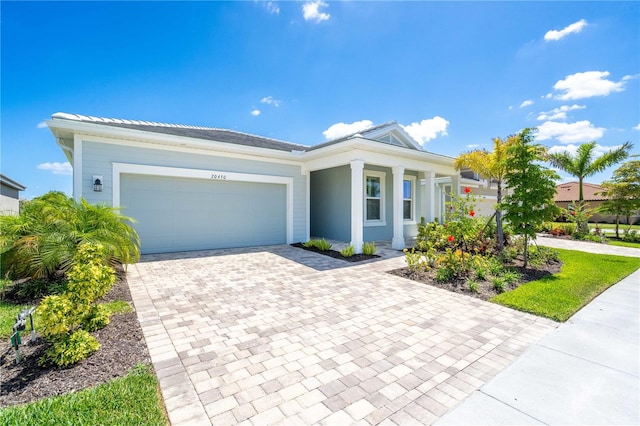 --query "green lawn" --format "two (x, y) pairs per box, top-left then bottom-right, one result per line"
(607, 239), (640, 249)
(0, 303), (23, 339)
(0, 364), (168, 426)
(491, 248), (640, 322)
(551, 222), (640, 231)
